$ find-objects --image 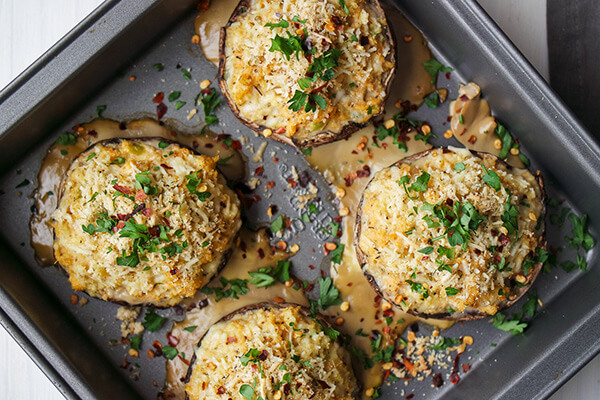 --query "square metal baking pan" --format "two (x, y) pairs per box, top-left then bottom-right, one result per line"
(1, 0), (600, 399)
